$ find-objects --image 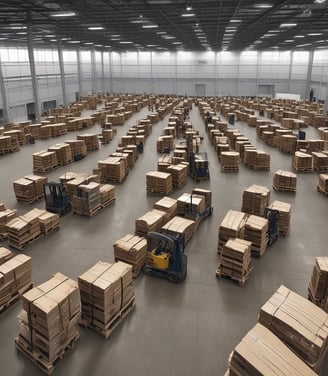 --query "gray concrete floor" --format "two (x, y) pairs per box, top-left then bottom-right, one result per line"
(0, 103), (327, 376)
